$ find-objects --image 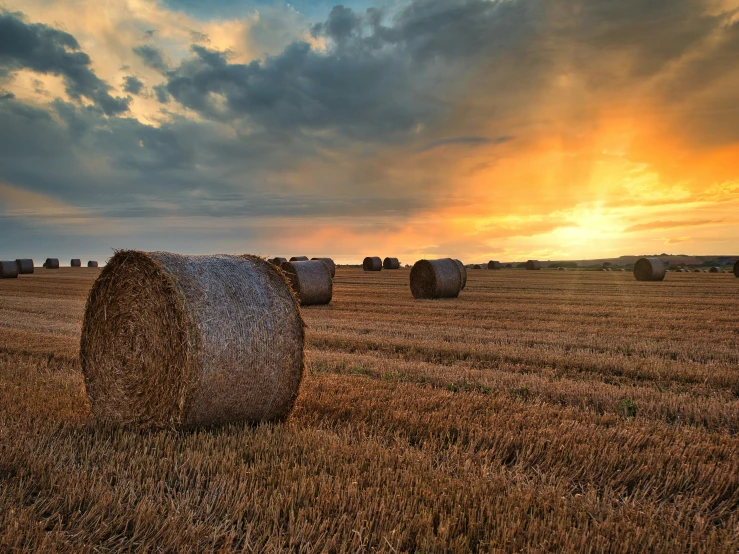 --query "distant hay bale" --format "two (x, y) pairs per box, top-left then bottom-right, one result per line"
(525, 260), (542, 270)
(452, 259), (467, 290)
(290, 256), (309, 262)
(1, 261), (19, 279)
(694, 269), (701, 273)
(472, 264), (483, 269)
(71, 259), (82, 267)
(734, 260), (739, 278)
(15, 259), (34, 274)
(311, 258), (336, 278)
(383, 257), (400, 270)
(88, 261), (99, 268)
(633, 257), (666, 281)
(280, 260), (333, 306)
(709, 266), (721, 273)
(271, 257), (288, 266)
(558, 267), (565, 271)
(363, 256), (382, 271)
(410, 259), (462, 299)
(80, 251), (304, 427)
(44, 258), (60, 269)
(488, 261), (501, 270)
